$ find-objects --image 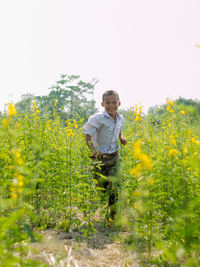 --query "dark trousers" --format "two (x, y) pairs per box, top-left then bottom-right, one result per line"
(94, 153), (119, 209)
